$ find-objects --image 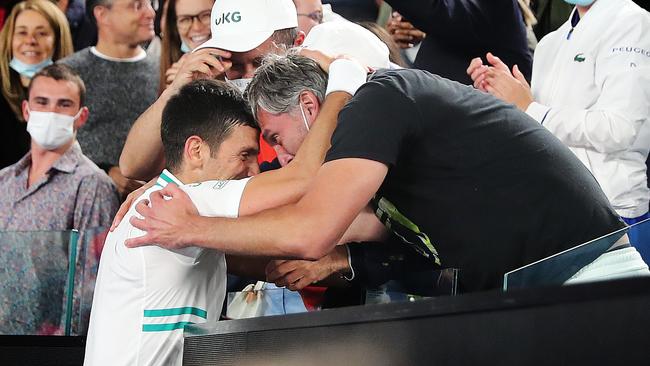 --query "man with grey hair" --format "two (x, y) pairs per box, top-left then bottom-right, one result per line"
(247, 54), (329, 166)
(127, 52), (649, 292)
(119, 0), (306, 181)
